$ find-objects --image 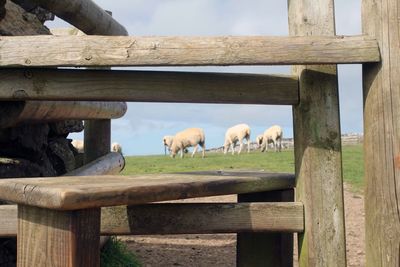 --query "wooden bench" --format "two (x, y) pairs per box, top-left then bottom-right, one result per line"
(0, 171), (301, 267)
